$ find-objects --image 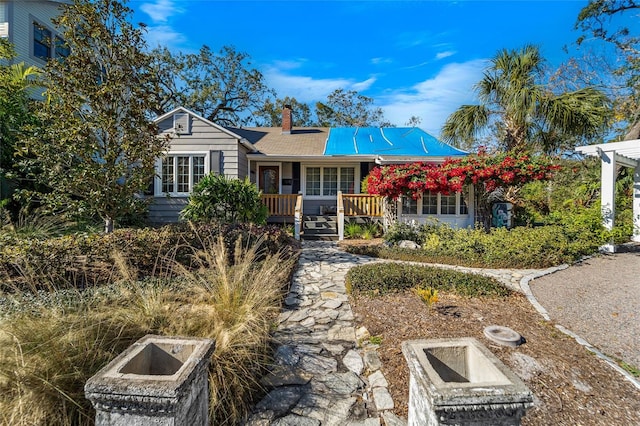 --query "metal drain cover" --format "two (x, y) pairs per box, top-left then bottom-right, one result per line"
(484, 325), (523, 347)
